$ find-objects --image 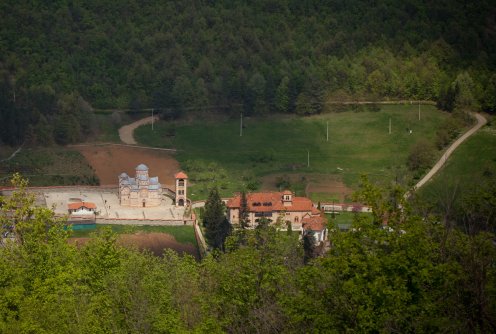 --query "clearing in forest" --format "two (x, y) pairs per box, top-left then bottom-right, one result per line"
(134, 104), (451, 199)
